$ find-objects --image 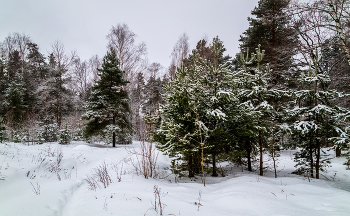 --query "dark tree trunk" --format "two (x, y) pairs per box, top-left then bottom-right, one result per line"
(336, 147), (341, 157)
(212, 152), (218, 177)
(273, 150), (277, 178)
(188, 154), (194, 178)
(246, 140), (252, 172)
(57, 66), (62, 128)
(316, 140), (320, 179)
(259, 131), (263, 176)
(113, 116), (116, 147)
(309, 141), (314, 178)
